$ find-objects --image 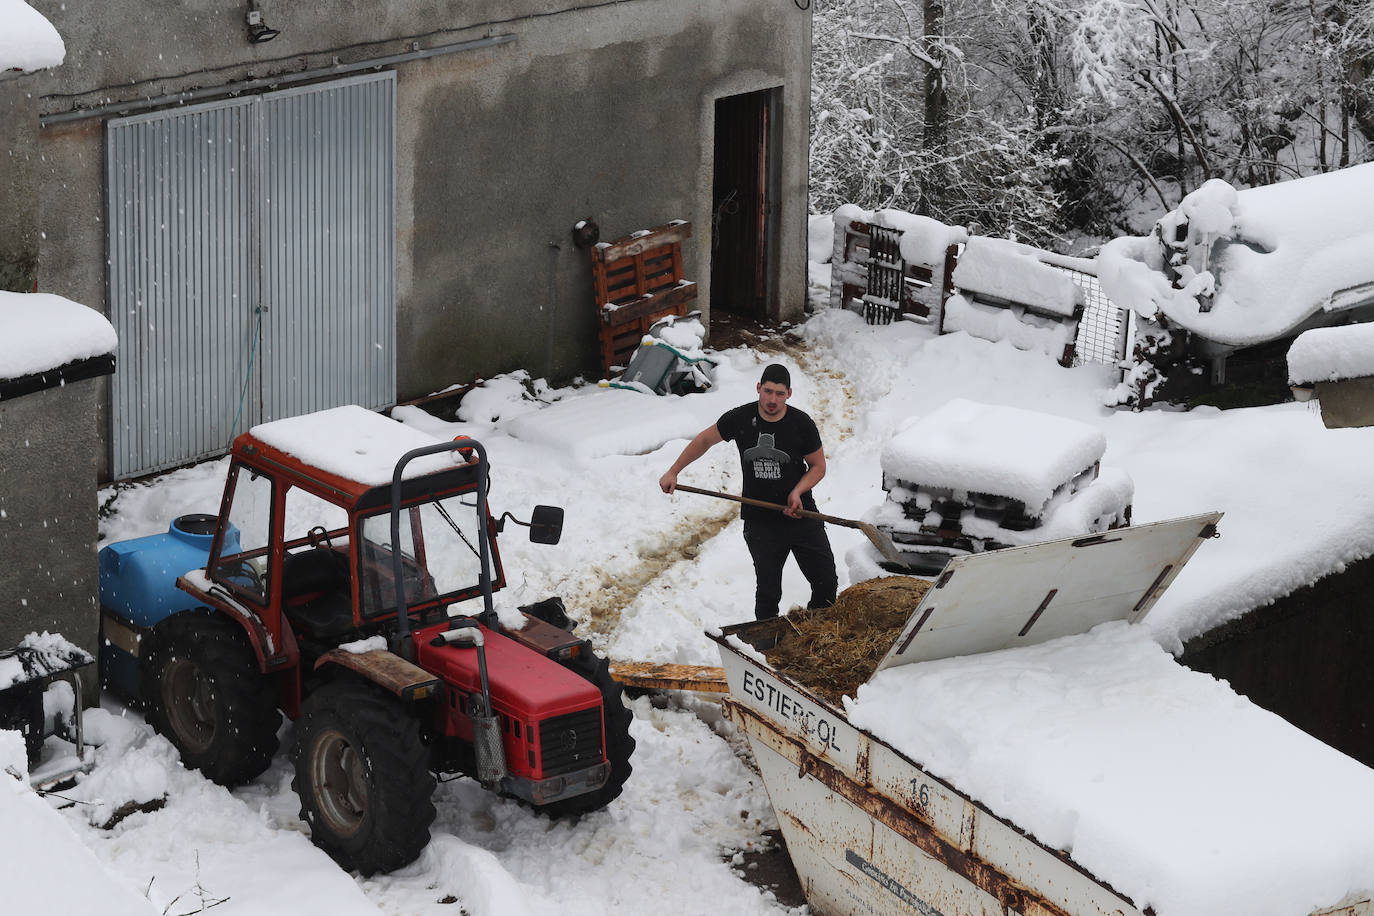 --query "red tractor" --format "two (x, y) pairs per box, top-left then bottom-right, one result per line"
(98, 406), (634, 874)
